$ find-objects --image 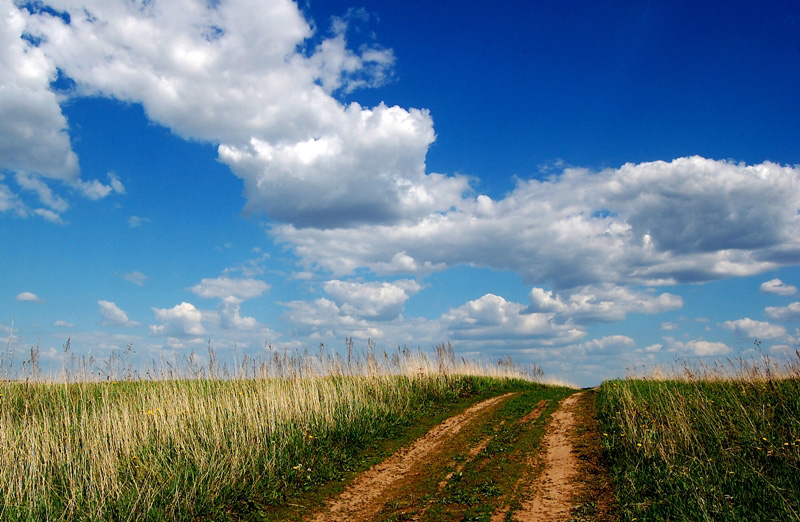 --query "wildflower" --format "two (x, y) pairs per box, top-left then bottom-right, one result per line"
(637, 443), (642, 447)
